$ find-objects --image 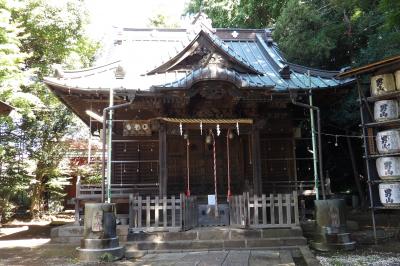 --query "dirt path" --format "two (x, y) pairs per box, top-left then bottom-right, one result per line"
(0, 224), (52, 240)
